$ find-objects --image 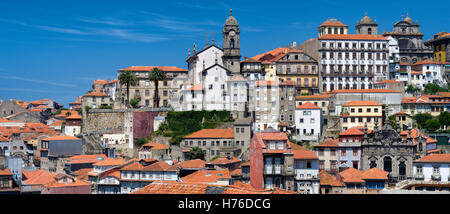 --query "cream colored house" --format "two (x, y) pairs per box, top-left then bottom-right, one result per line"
(340, 101), (382, 131)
